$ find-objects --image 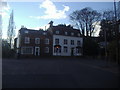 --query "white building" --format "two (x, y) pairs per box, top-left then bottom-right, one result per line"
(48, 22), (83, 56)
